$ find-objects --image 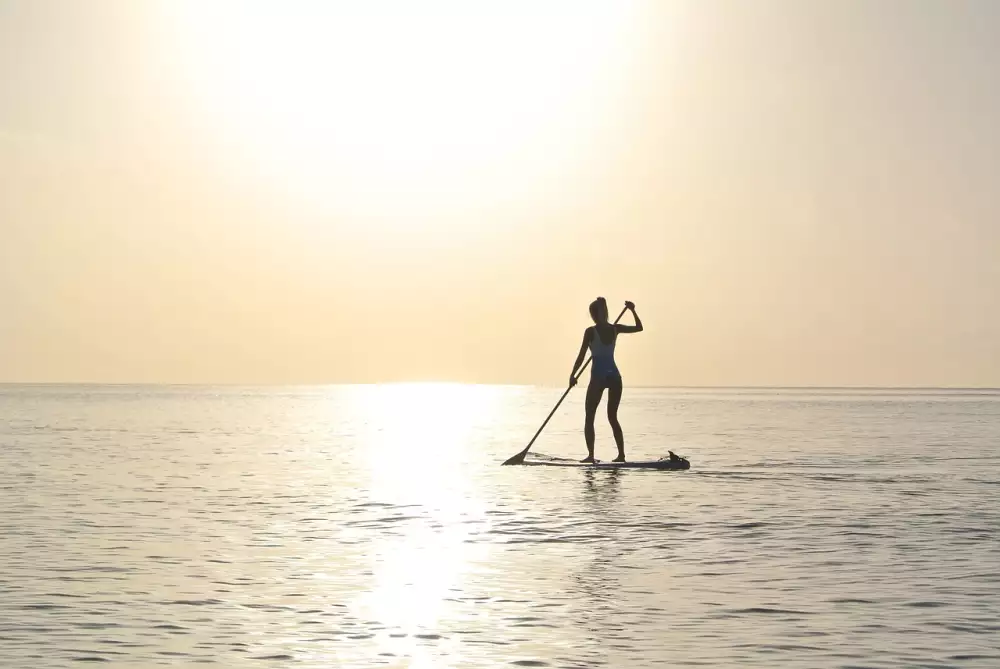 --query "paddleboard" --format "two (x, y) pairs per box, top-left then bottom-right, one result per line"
(520, 457), (690, 470)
